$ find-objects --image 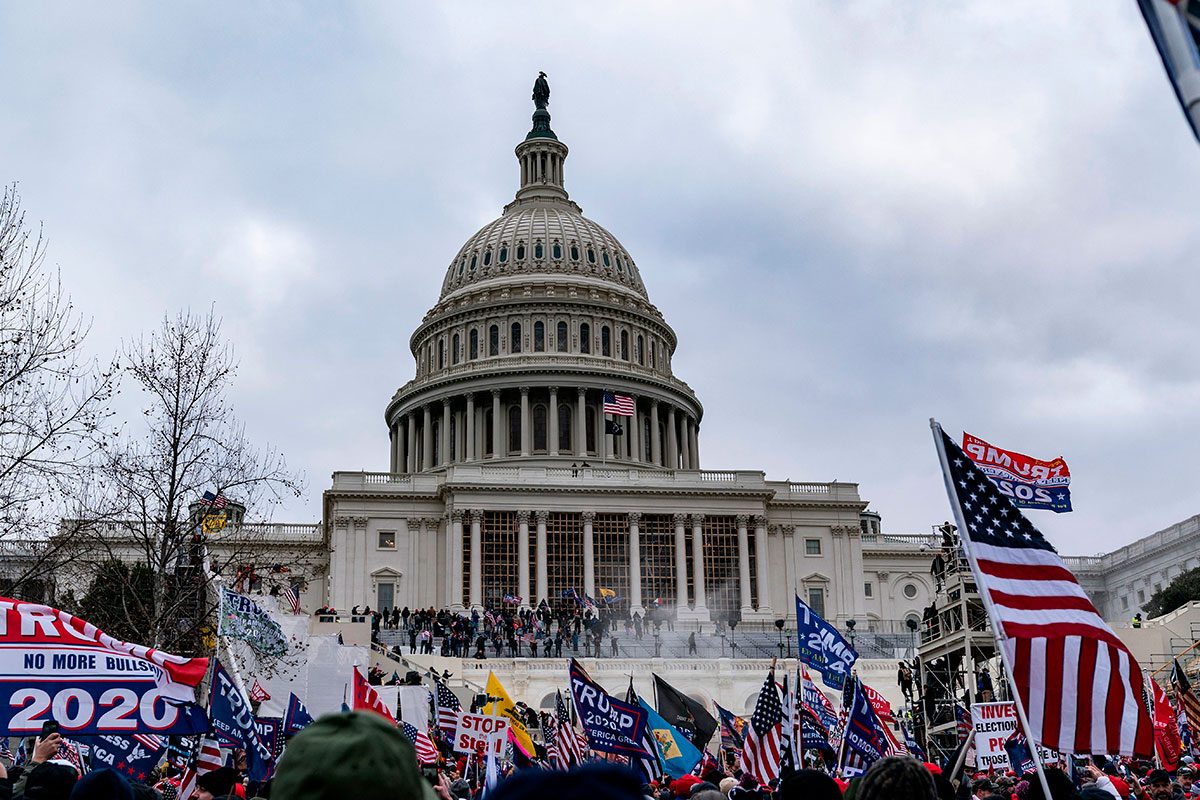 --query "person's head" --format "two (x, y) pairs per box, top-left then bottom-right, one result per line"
(1026, 768), (1081, 800)
(22, 762), (79, 800)
(485, 763), (643, 800)
(777, 769), (842, 800)
(1179, 768), (1194, 791)
(856, 757), (938, 800)
(972, 778), (996, 798)
(1144, 769), (1173, 800)
(69, 768), (134, 800)
(273, 711), (436, 800)
(195, 766), (238, 800)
